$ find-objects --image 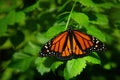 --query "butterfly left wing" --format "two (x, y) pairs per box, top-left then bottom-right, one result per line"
(40, 31), (72, 59)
